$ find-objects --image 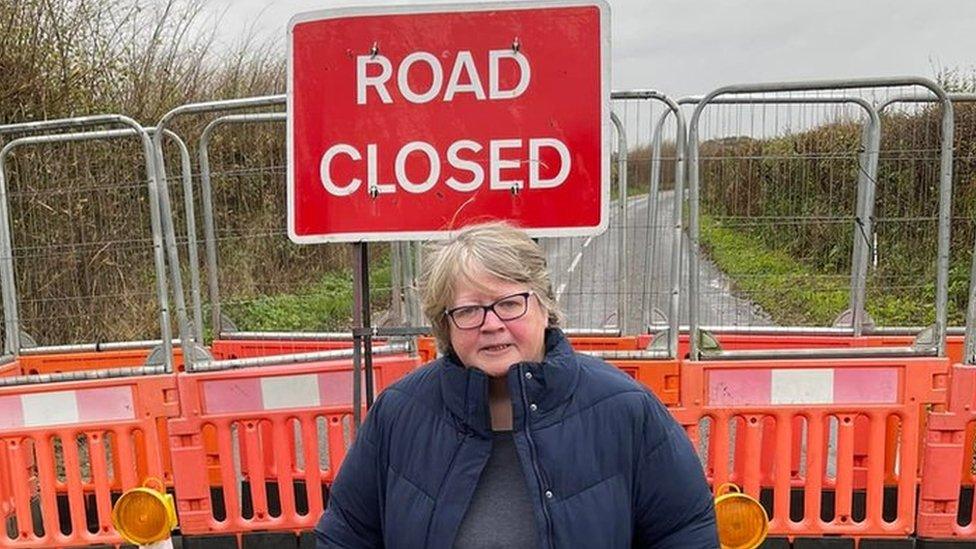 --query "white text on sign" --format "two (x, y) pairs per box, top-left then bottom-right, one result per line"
(356, 50), (530, 104)
(320, 138), (571, 196)
(318, 49), (572, 197)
